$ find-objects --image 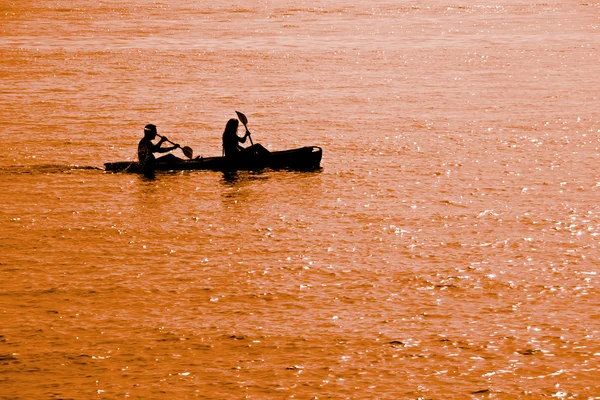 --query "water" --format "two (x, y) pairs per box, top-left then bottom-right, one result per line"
(1, 1), (599, 398)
